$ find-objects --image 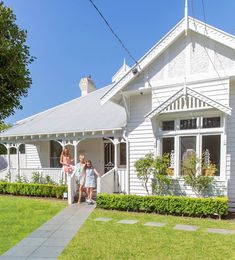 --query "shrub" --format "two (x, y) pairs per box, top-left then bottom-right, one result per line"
(182, 152), (214, 197)
(134, 153), (154, 194)
(96, 194), (228, 218)
(135, 153), (172, 195)
(0, 182), (67, 199)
